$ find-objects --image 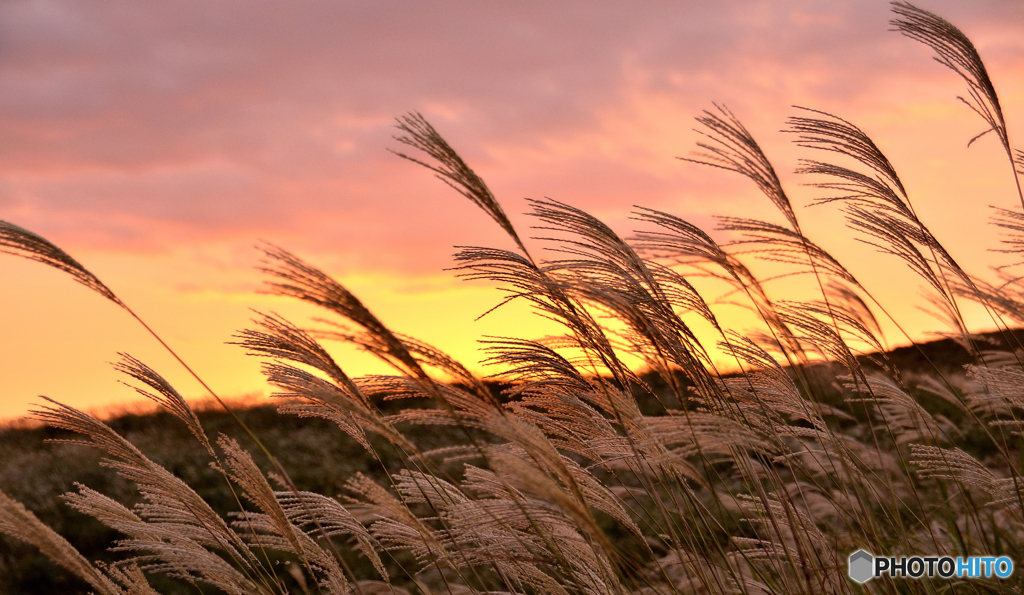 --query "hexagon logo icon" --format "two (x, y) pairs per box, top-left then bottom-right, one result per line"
(849, 550), (874, 583)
